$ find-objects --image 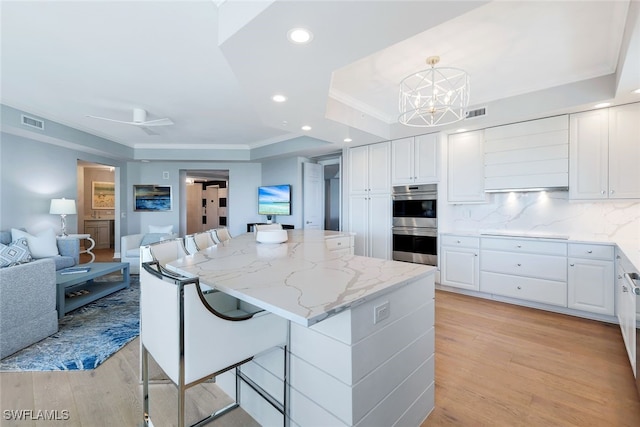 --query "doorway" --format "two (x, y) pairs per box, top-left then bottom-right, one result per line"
(77, 160), (117, 262)
(318, 157), (341, 231)
(183, 170), (229, 235)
